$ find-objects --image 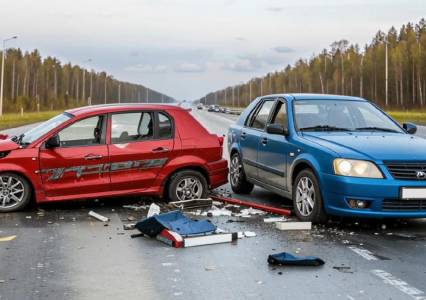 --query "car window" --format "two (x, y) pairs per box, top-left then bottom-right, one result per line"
(158, 112), (172, 139)
(270, 101), (288, 130)
(251, 100), (274, 130)
(111, 112), (153, 144)
(58, 116), (103, 147)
